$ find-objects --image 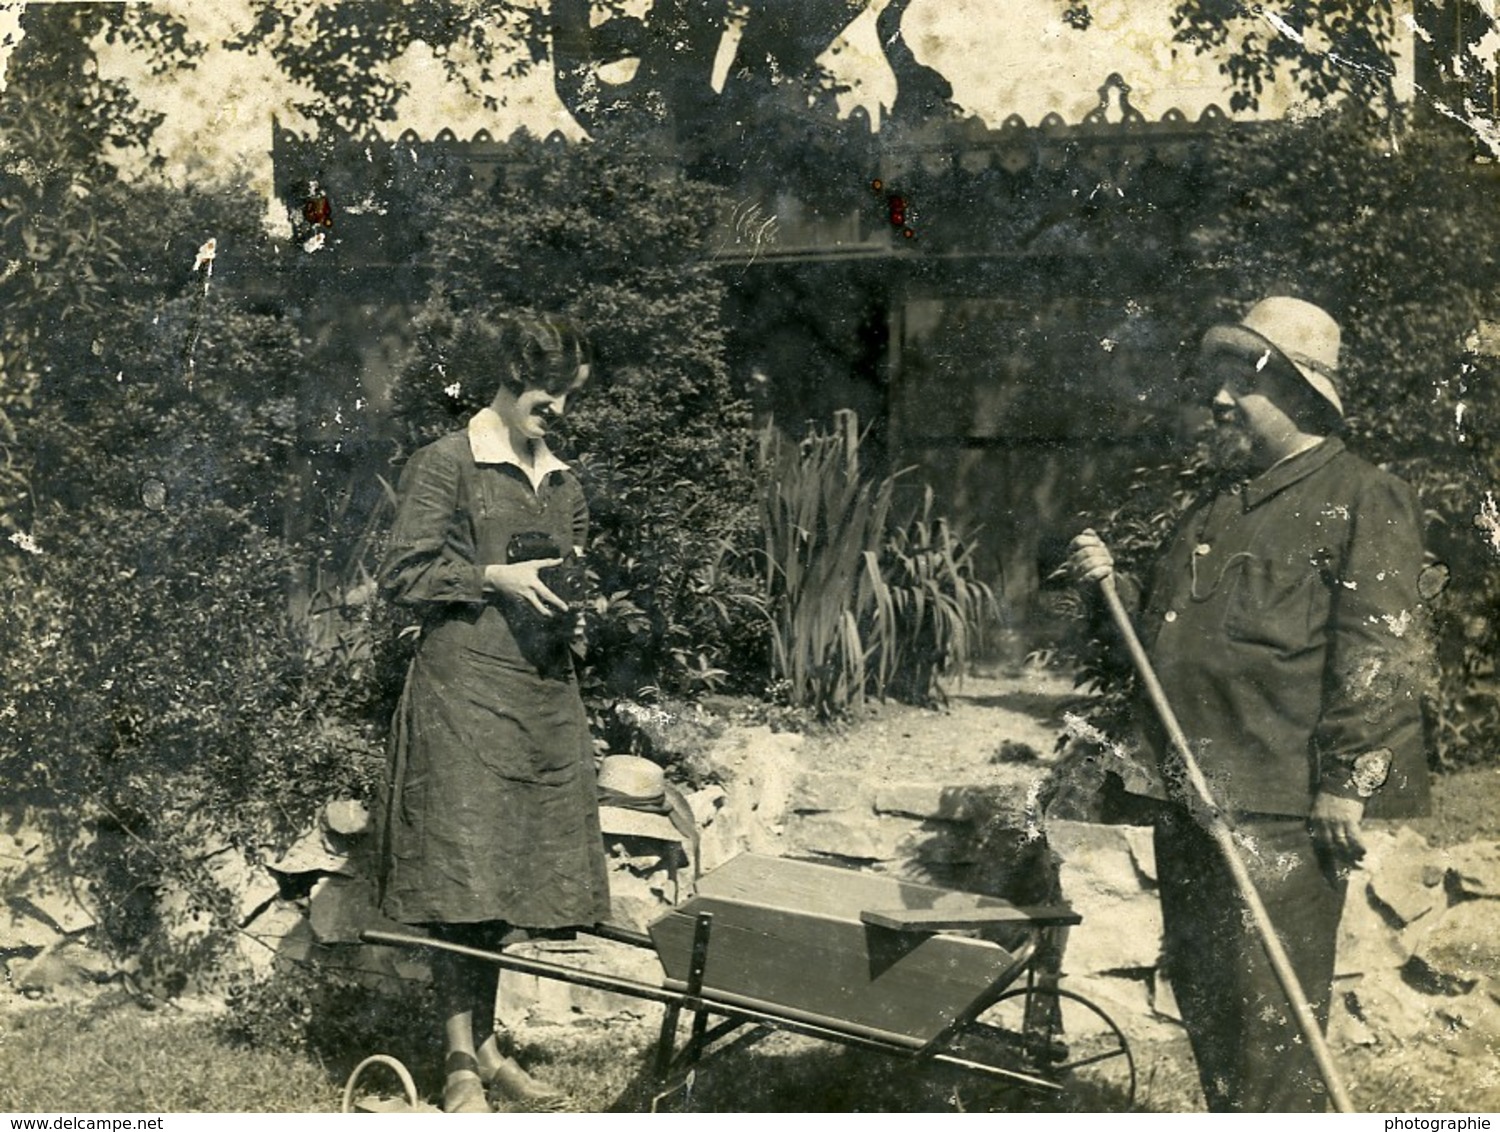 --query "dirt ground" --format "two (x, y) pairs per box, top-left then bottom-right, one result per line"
(805, 662), (1500, 850)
